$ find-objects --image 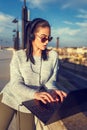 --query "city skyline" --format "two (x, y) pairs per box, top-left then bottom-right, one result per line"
(0, 0), (87, 47)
